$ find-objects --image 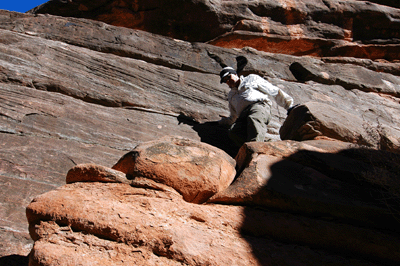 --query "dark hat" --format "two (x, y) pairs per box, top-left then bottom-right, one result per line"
(220, 67), (237, 83)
